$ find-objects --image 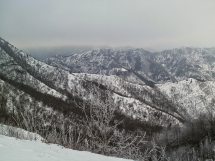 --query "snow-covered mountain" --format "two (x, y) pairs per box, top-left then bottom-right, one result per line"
(44, 47), (215, 85)
(1, 36), (215, 126)
(0, 37), (185, 128)
(149, 47), (215, 82)
(44, 48), (169, 86)
(1, 36), (215, 160)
